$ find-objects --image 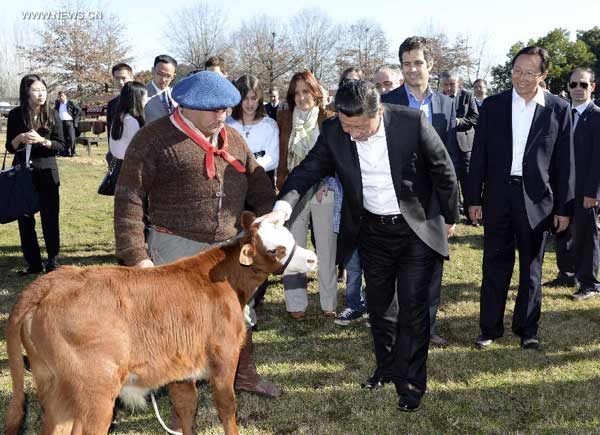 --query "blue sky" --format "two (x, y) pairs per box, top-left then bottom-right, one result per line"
(4, 0), (599, 74)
